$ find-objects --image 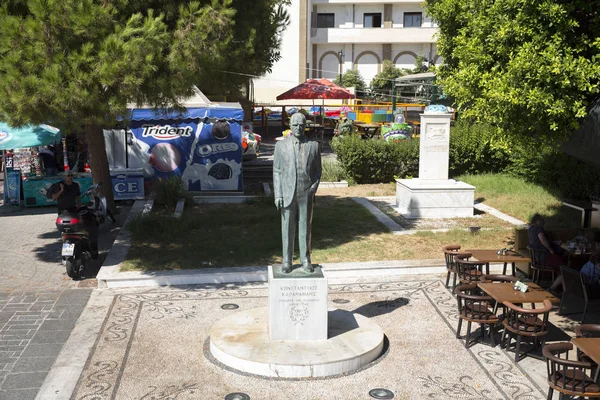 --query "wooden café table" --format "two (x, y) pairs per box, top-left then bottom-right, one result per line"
(571, 337), (600, 382)
(353, 122), (381, 138)
(478, 282), (558, 313)
(466, 249), (531, 277)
